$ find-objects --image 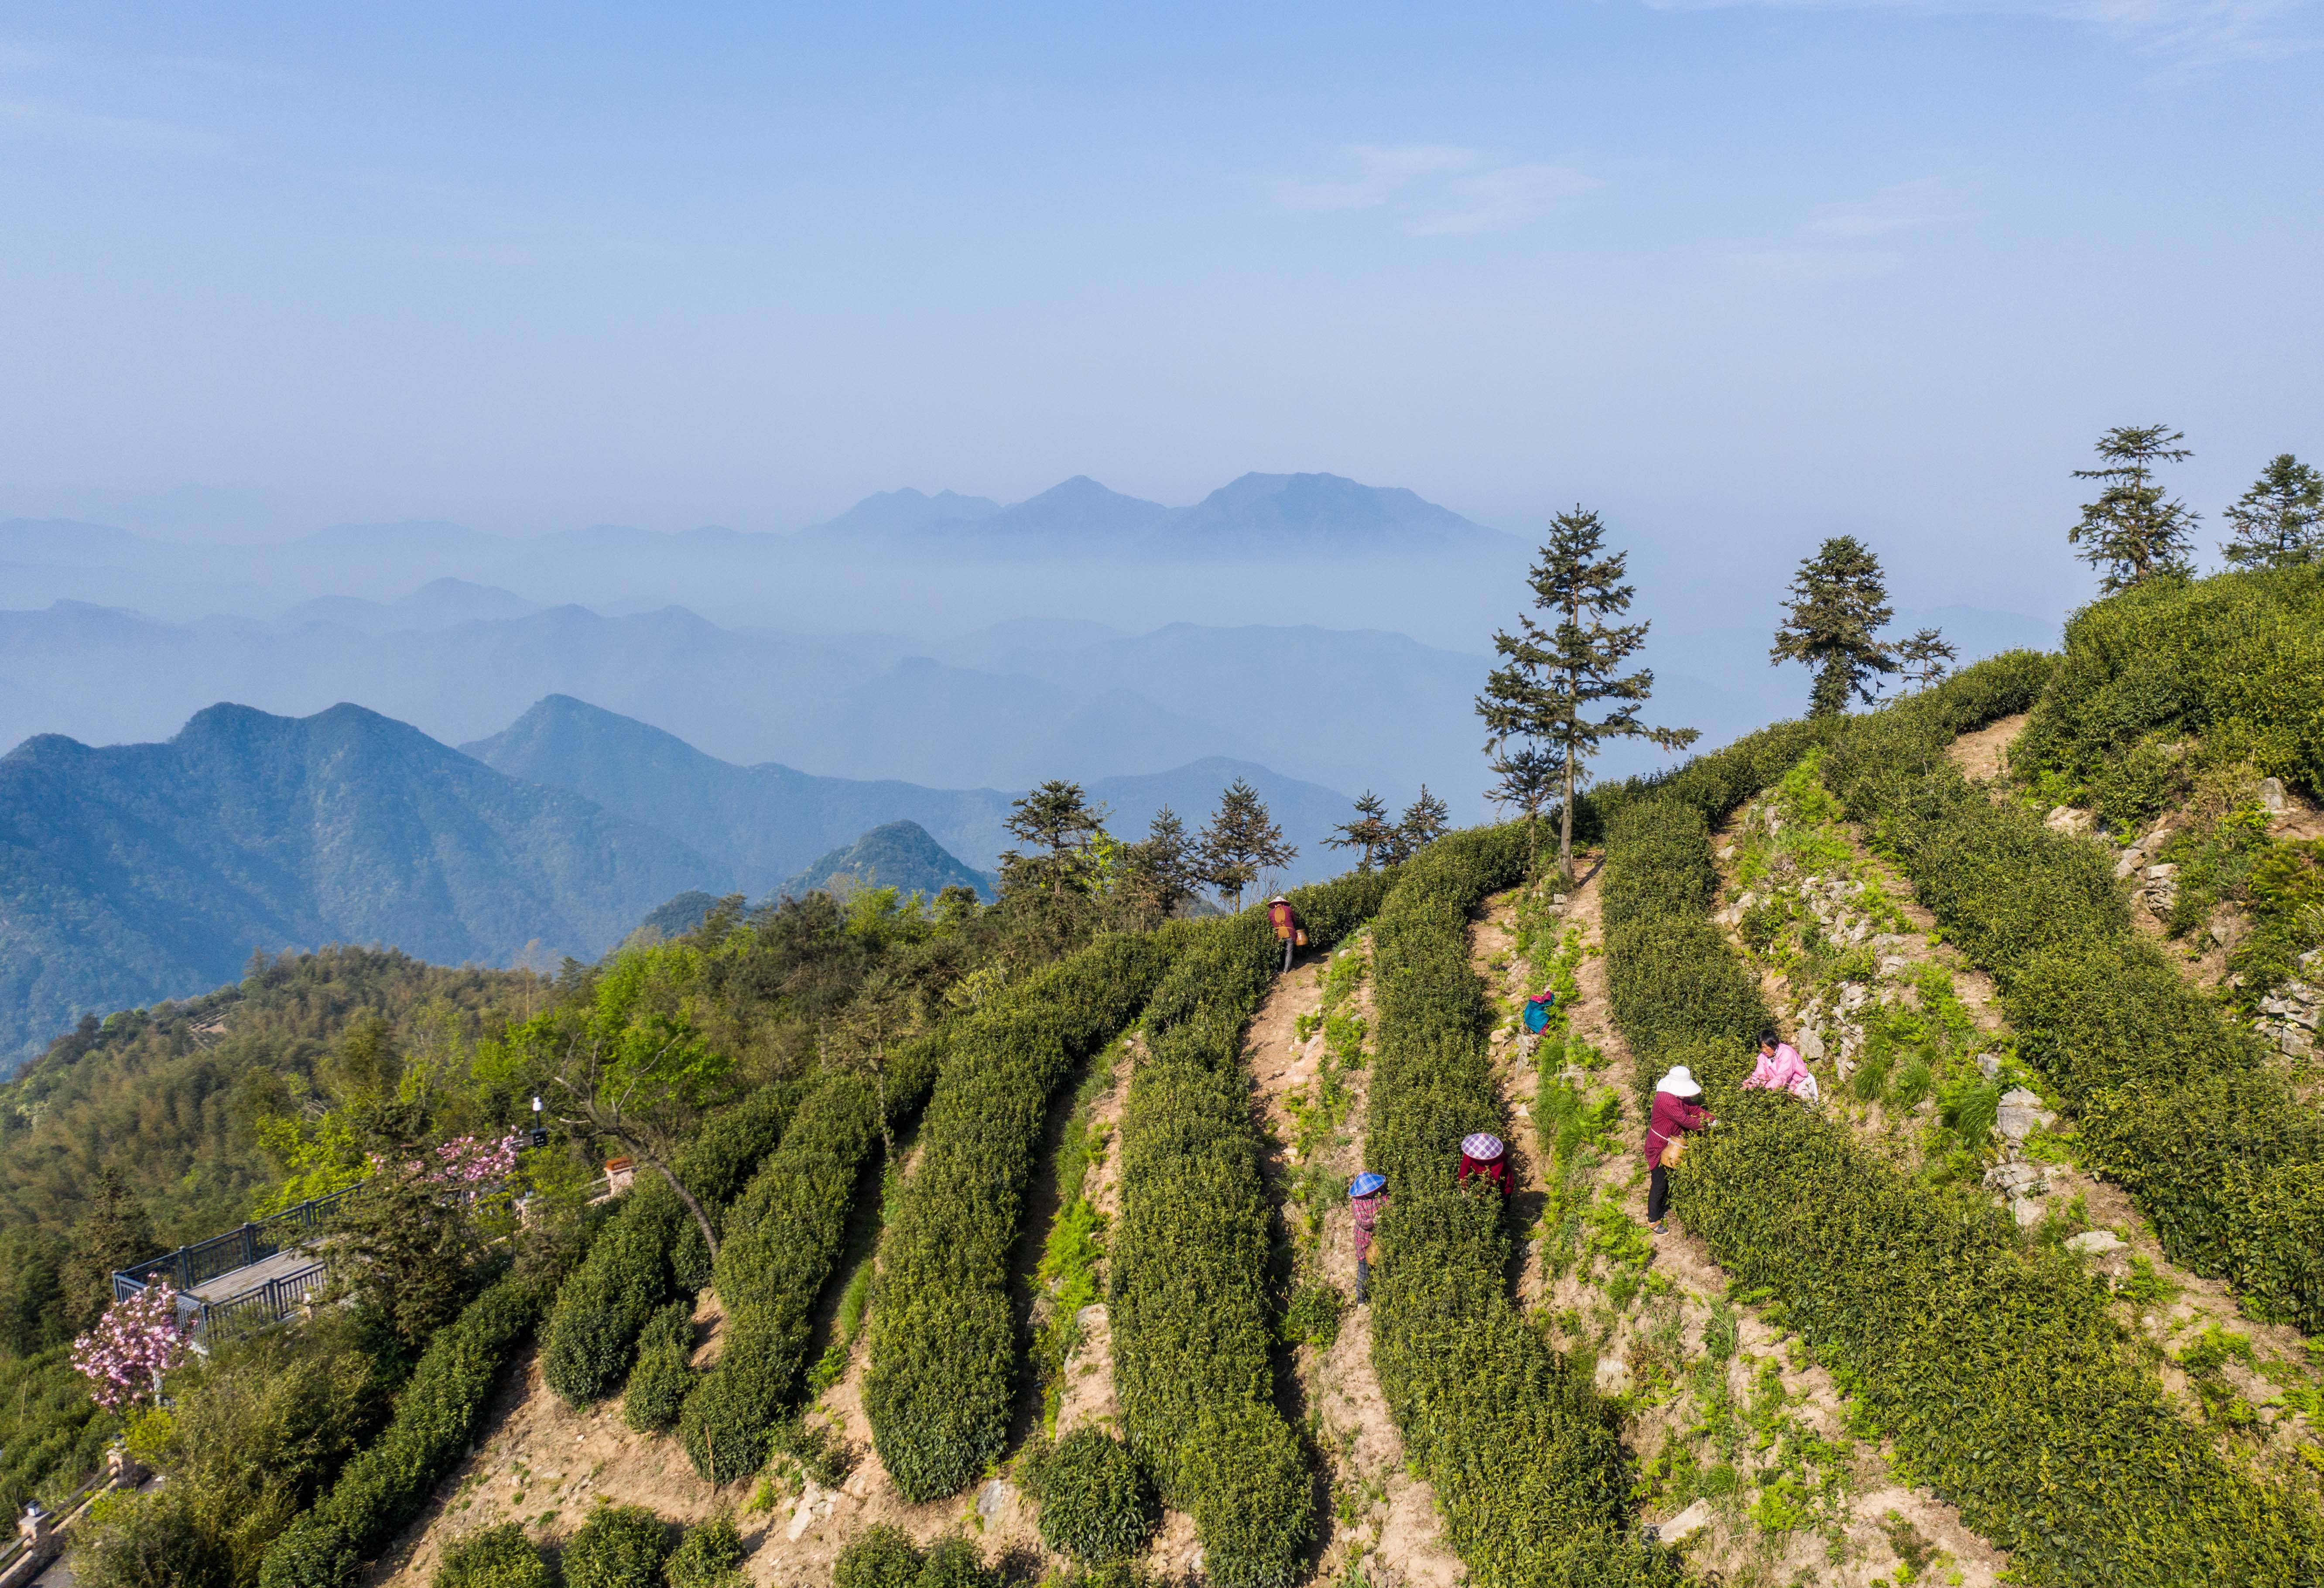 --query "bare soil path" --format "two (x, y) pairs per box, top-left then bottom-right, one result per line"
(1506, 866), (2009, 1588)
(1249, 938), (1463, 1588)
